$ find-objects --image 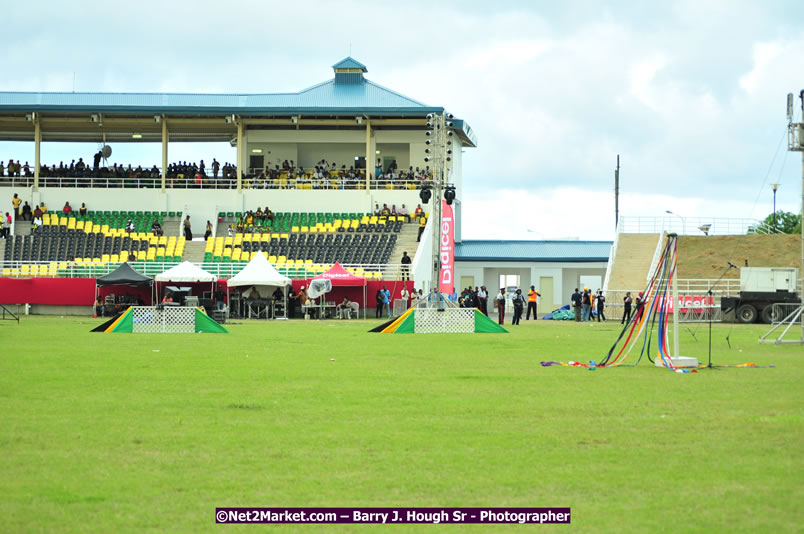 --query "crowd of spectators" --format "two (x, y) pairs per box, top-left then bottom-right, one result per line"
(1, 154), (434, 190)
